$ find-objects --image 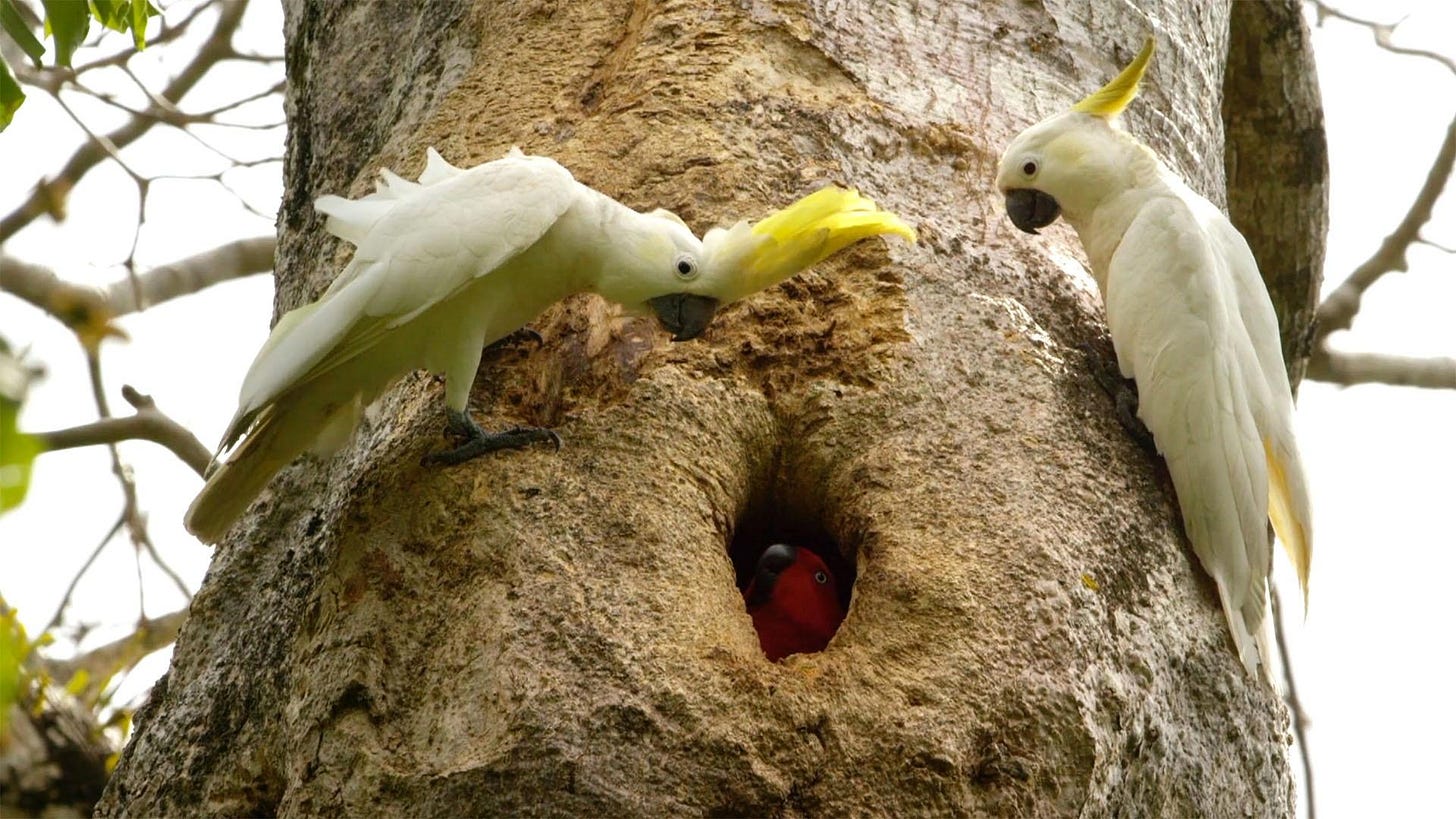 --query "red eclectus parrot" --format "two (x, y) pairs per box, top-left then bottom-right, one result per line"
(743, 544), (845, 661)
